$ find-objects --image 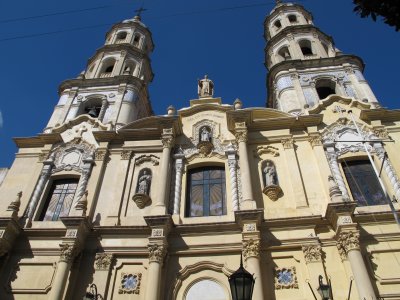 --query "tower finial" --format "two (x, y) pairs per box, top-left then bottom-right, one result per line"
(134, 7), (147, 19)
